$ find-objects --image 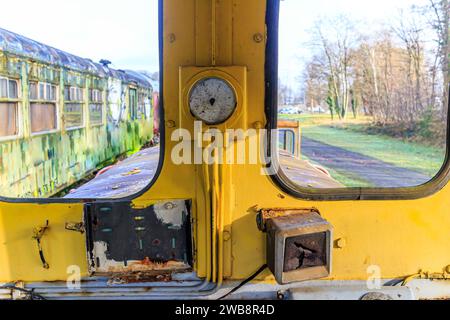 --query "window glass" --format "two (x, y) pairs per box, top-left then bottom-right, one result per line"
(64, 103), (84, 128)
(0, 103), (18, 137)
(278, 0), (448, 189)
(30, 103), (57, 133)
(8, 80), (18, 98)
(29, 82), (38, 100)
(0, 78), (7, 98)
(129, 88), (138, 120)
(89, 104), (103, 125)
(89, 89), (103, 125)
(138, 92), (147, 119)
